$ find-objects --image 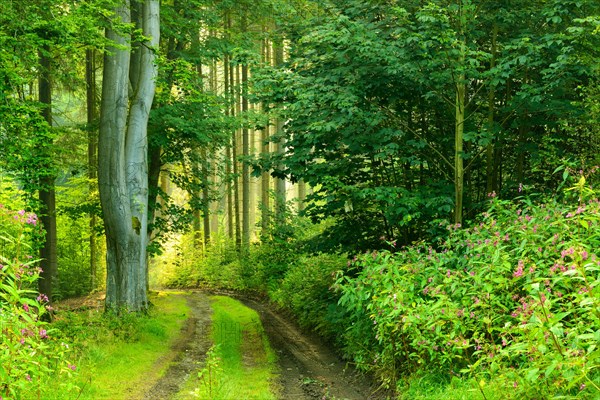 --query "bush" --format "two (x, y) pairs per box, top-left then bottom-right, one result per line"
(0, 206), (77, 399)
(271, 253), (347, 340)
(334, 192), (600, 397)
